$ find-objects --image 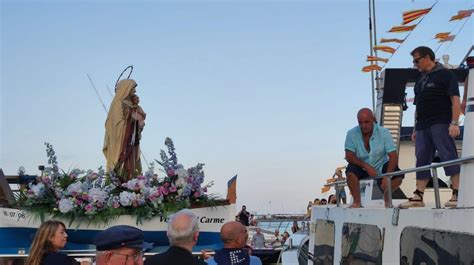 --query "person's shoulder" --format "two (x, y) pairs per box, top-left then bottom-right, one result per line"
(206, 257), (217, 265)
(250, 255), (263, 265)
(375, 124), (390, 134)
(144, 252), (166, 264)
(42, 252), (76, 265)
(347, 126), (359, 135)
(436, 67), (457, 79)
